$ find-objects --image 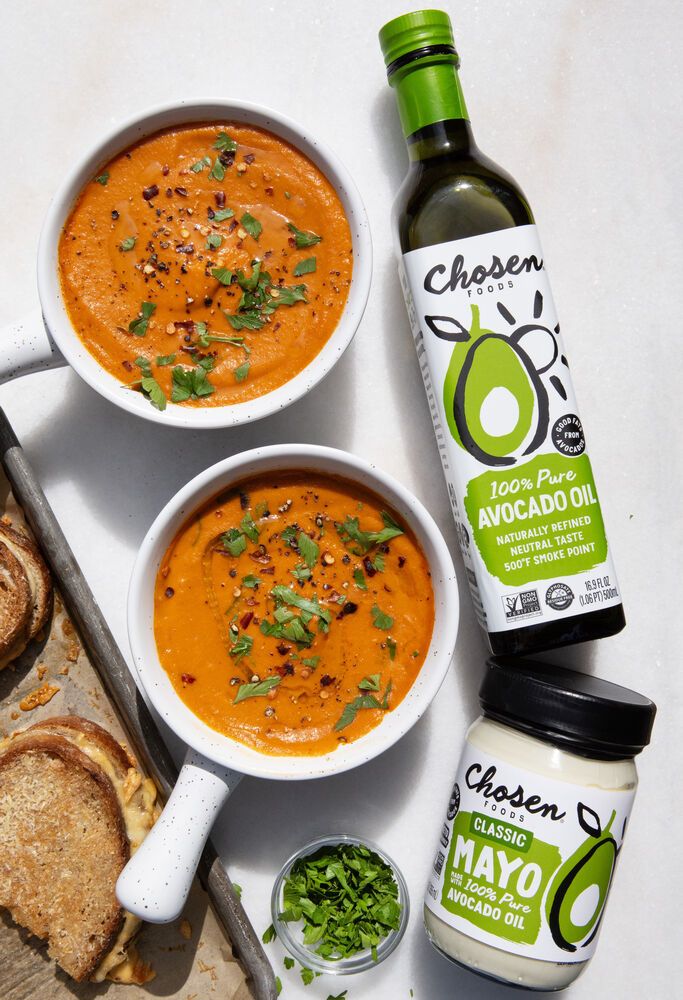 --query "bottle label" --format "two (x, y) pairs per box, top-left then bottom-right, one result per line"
(424, 740), (635, 963)
(401, 225), (621, 633)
